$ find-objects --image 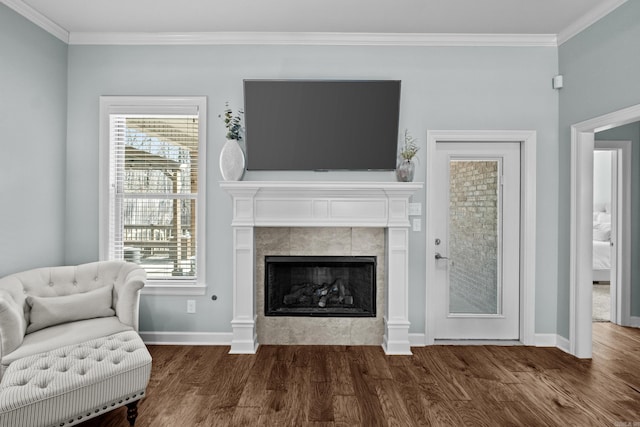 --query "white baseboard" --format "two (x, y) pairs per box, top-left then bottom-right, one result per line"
(555, 335), (571, 354)
(140, 331), (575, 354)
(409, 333), (426, 347)
(627, 316), (640, 328)
(533, 333), (558, 347)
(533, 333), (571, 353)
(139, 331), (233, 346)
(143, 331), (427, 348)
